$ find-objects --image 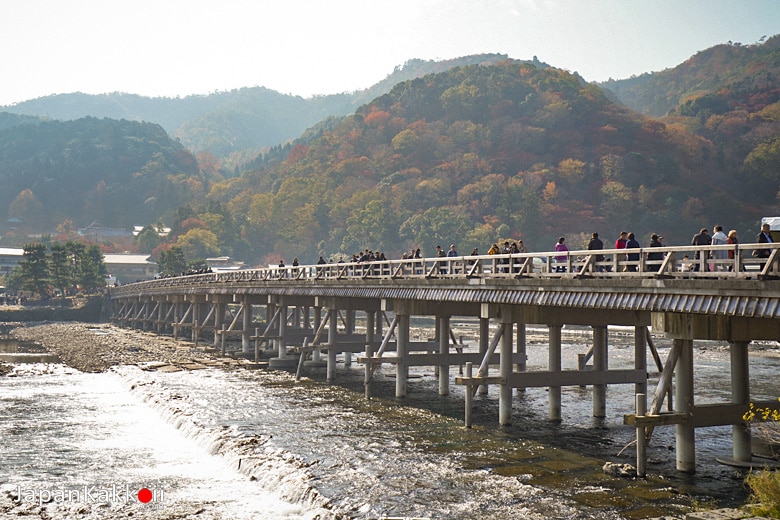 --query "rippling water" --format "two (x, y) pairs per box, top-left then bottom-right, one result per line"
(1, 329), (779, 519)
